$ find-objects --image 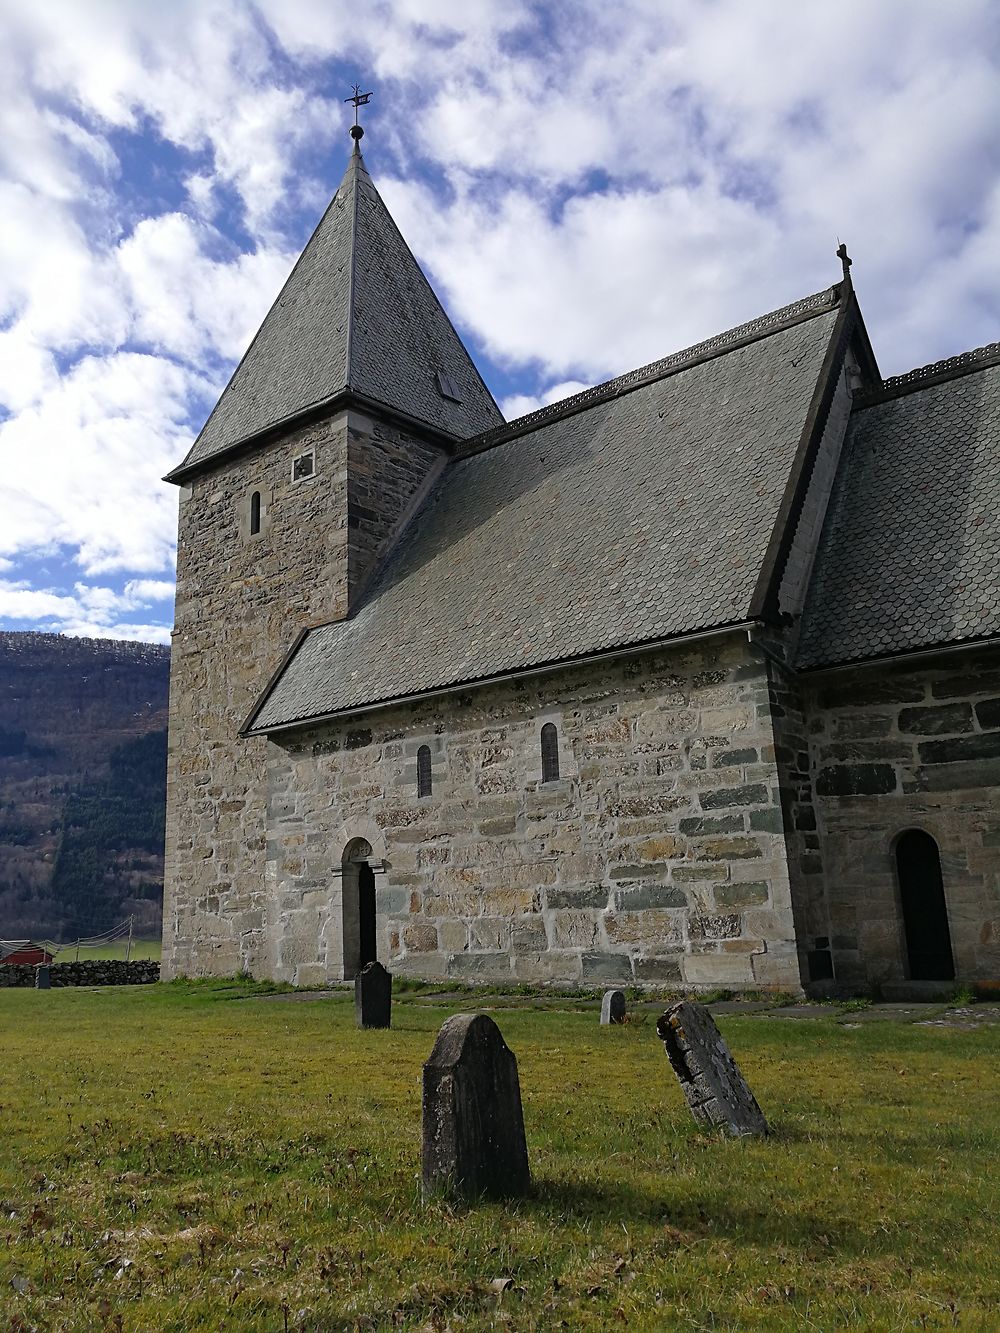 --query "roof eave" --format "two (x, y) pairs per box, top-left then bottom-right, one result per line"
(163, 388), (462, 486)
(798, 631), (1000, 676)
(241, 619), (762, 739)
